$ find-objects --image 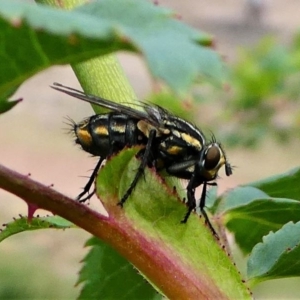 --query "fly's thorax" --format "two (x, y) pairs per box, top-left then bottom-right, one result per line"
(199, 142), (231, 181)
(137, 119), (170, 138)
(158, 129), (204, 160)
(164, 116), (206, 148)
